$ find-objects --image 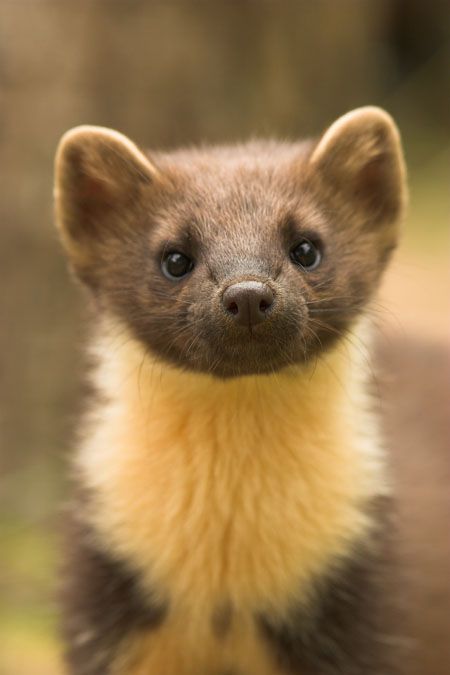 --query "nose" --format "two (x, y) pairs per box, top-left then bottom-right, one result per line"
(222, 281), (274, 327)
